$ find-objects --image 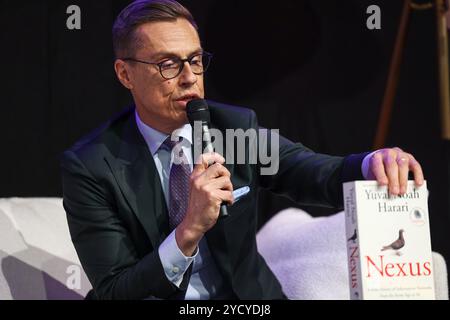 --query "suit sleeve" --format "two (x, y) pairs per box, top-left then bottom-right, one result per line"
(254, 115), (369, 209)
(60, 150), (190, 300)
